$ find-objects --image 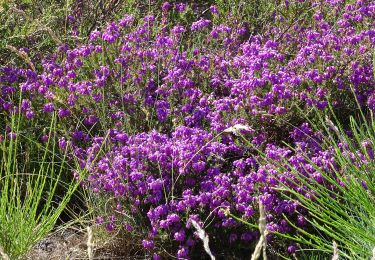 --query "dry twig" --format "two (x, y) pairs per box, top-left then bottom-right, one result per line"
(332, 241), (339, 260)
(190, 219), (215, 260)
(87, 226), (94, 260)
(5, 45), (36, 71)
(251, 200), (268, 260)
